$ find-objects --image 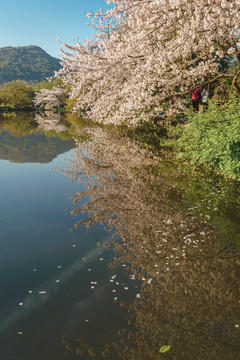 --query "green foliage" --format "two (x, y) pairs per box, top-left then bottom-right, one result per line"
(162, 125), (185, 148)
(177, 98), (240, 179)
(0, 81), (35, 108)
(0, 45), (61, 84)
(34, 78), (63, 91)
